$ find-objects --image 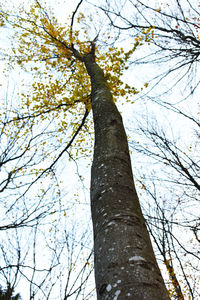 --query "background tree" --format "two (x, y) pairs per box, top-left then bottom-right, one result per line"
(0, 87), (94, 298)
(101, 0), (200, 97)
(130, 114), (200, 299)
